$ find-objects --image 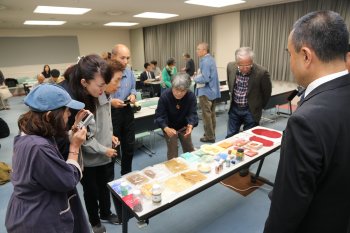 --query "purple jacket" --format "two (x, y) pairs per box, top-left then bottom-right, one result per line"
(5, 134), (89, 233)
